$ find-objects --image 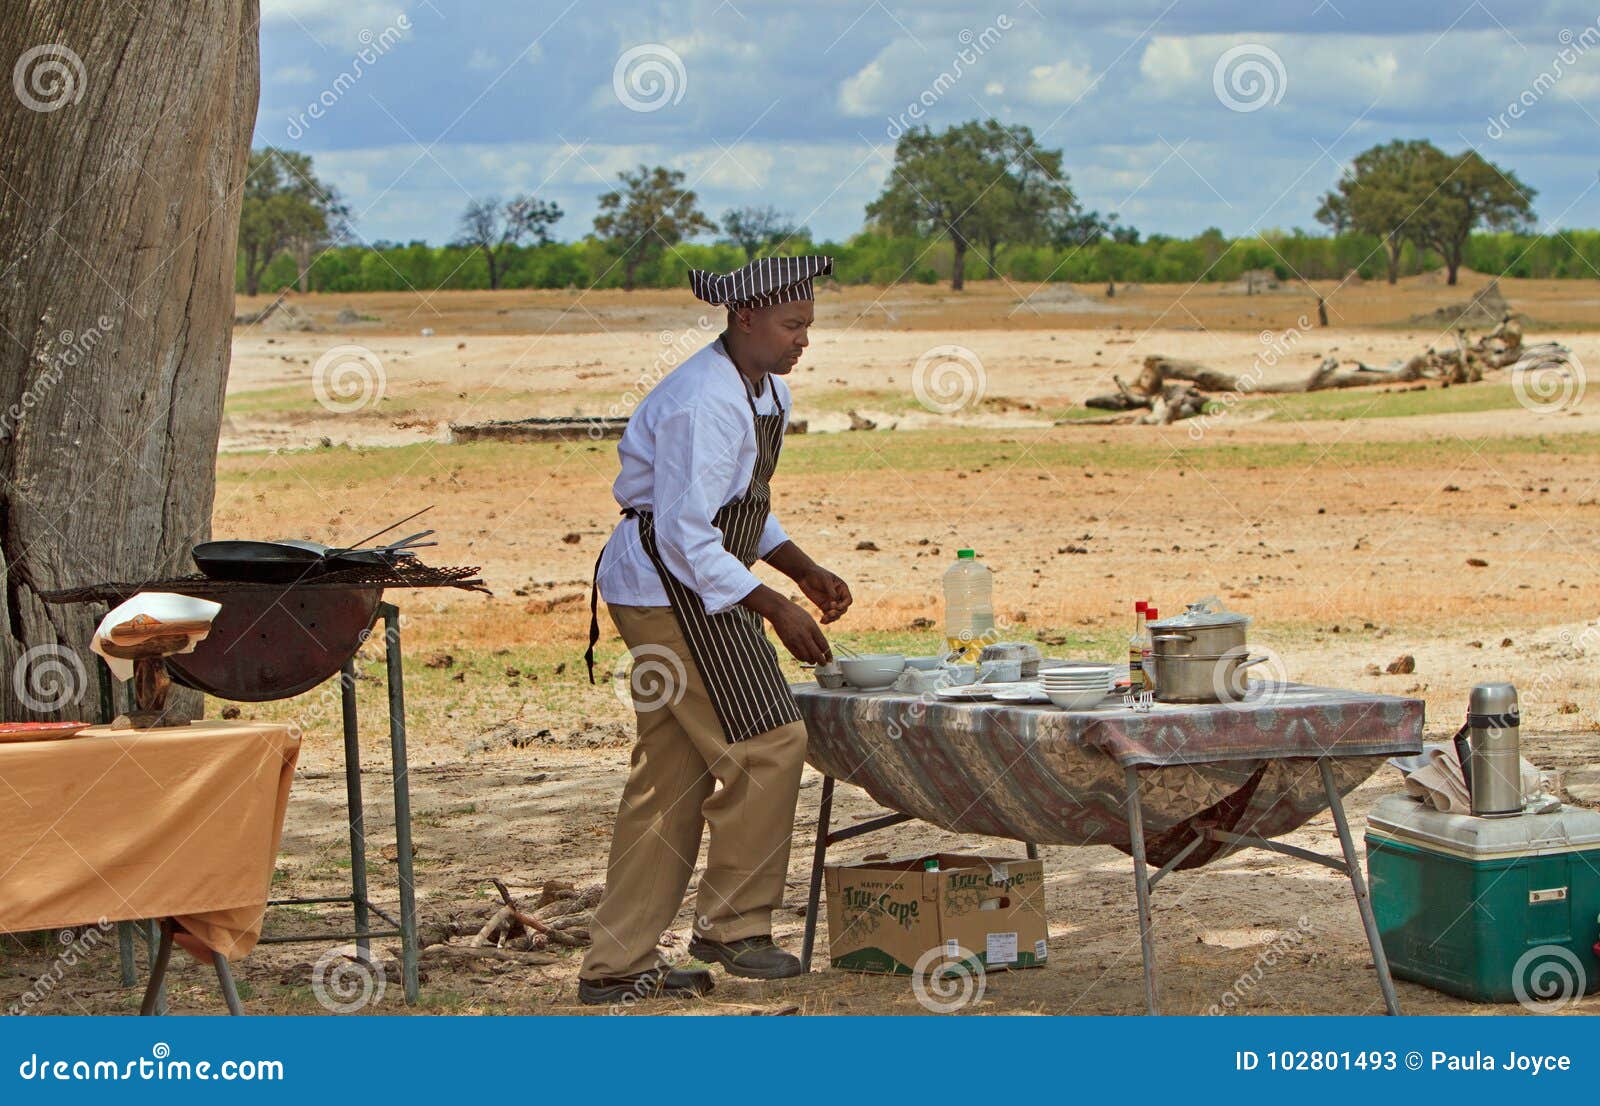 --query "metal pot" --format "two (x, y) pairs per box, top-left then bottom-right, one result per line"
(1150, 648), (1267, 703)
(1147, 600), (1259, 703)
